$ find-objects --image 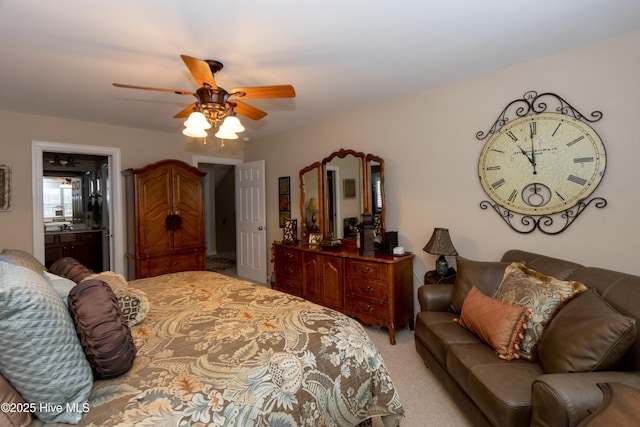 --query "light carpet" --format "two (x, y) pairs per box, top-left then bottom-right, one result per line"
(364, 325), (473, 427)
